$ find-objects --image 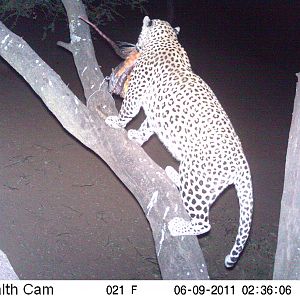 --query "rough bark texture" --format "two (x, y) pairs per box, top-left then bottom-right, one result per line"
(0, 250), (19, 279)
(273, 73), (300, 279)
(0, 0), (209, 279)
